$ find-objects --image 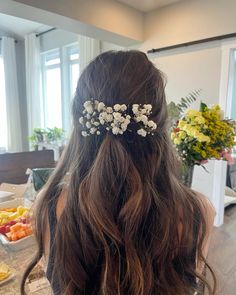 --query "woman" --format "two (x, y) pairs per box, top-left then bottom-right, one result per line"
(21, 50), (216, 295)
